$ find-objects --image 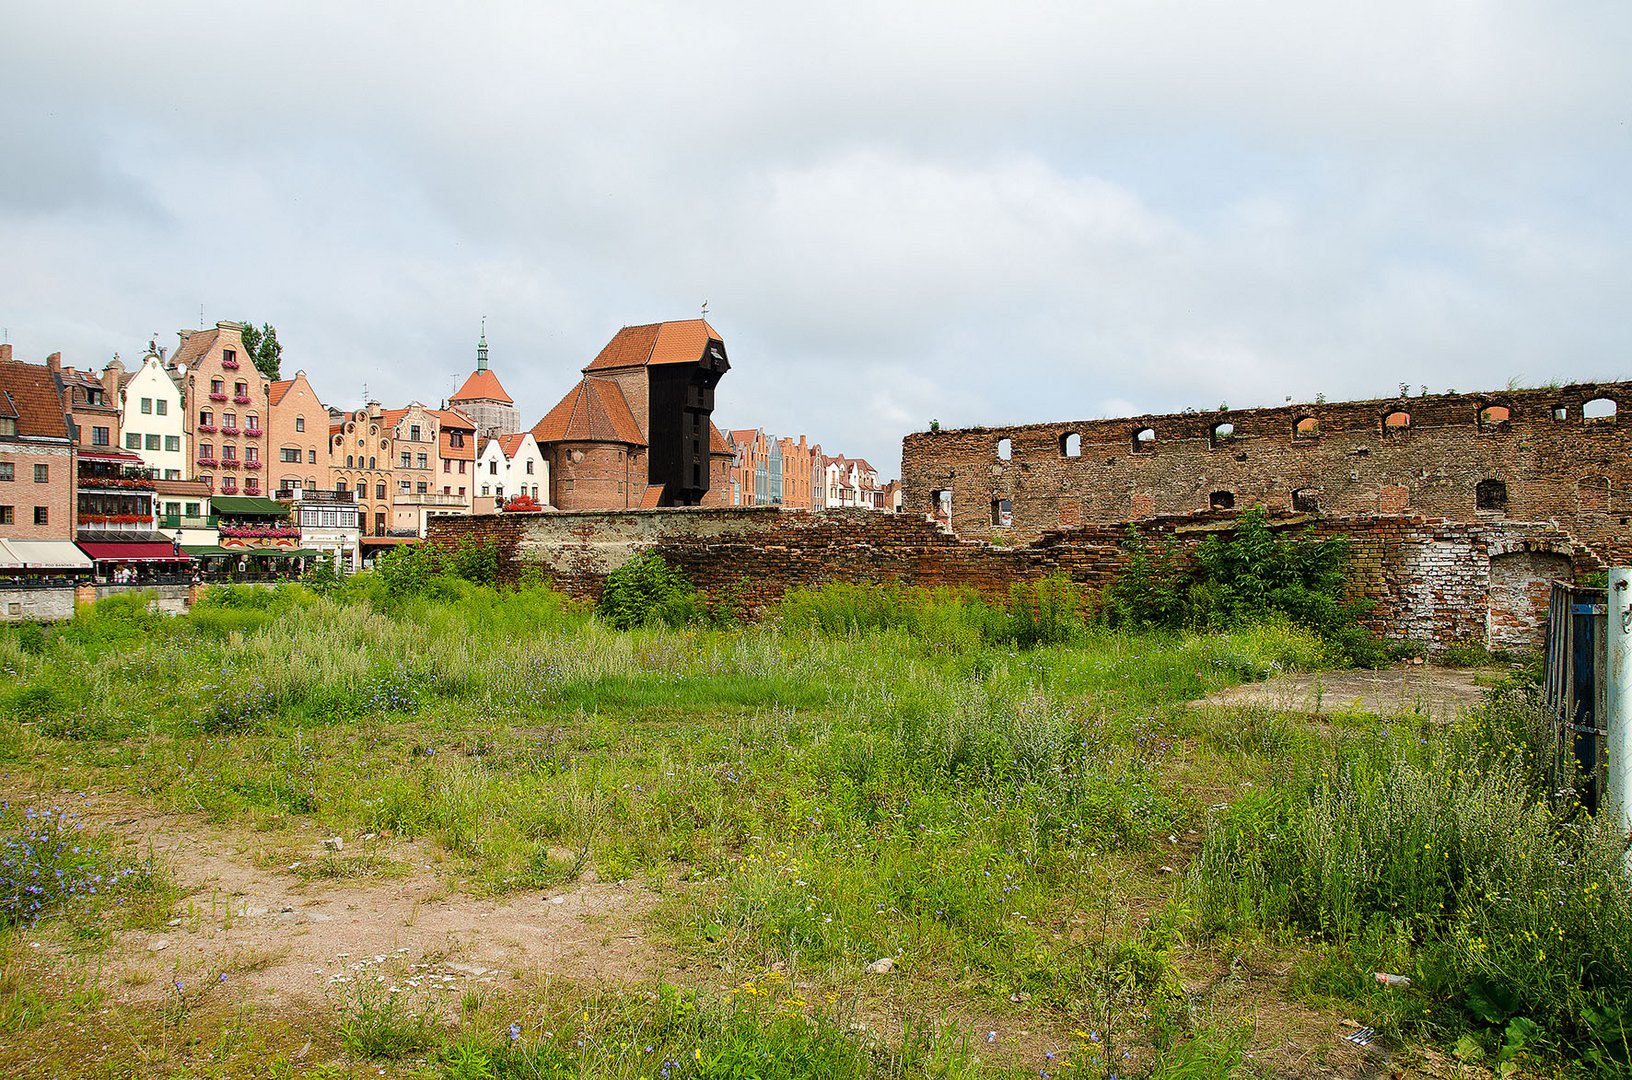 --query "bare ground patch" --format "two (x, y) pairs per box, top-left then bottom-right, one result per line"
(1197, 663), (1496, 721)
(46, 794), (668, 1012)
